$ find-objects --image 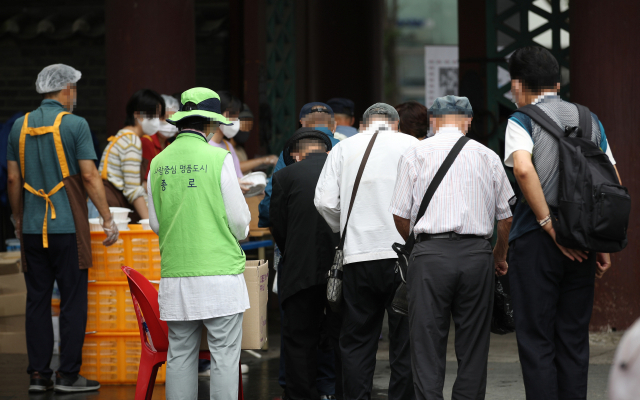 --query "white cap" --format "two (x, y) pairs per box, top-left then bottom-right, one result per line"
(609, 318), (640, 399)
(35, 64), (82, 94)
(161, 94), (180, 112)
